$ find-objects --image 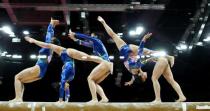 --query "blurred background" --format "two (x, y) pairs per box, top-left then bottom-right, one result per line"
(0, 0), (210, 102)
